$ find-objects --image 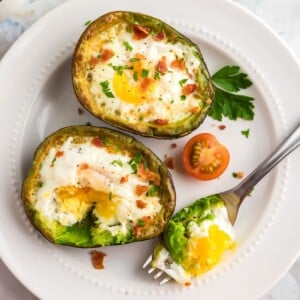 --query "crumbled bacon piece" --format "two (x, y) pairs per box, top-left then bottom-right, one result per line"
(182, 83), (198, 96)
(136, 200), (147, 209)
(55, 151), (64, 158)
(91, 137), (103, 147)
(184, 282), (191, 287)
(164, 155), (175, 170)
(133, 216), (152, 237)
(78, 108), (84, 115)
(170, 59), (185, 70)
(135, 185), (148, 196)
(140, 77), (154, 92)
(189, 106), (200, 113)
(90, 250), (106, 270)
(89, 57), (101, 68)
(82, 187), (91, 194)
(137, 164), (161, 185)
(153, 31), (165, 41)
(171, 143), (177, 149)
(120, 175), (129, 184)
(100, 48), (114, 62)
(133, 24), (149, 39)
(218, 125), (226, 130)
(157, 56), (167, 73)
(153, 119), (168, 125)
(80, 163), (89, 170)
